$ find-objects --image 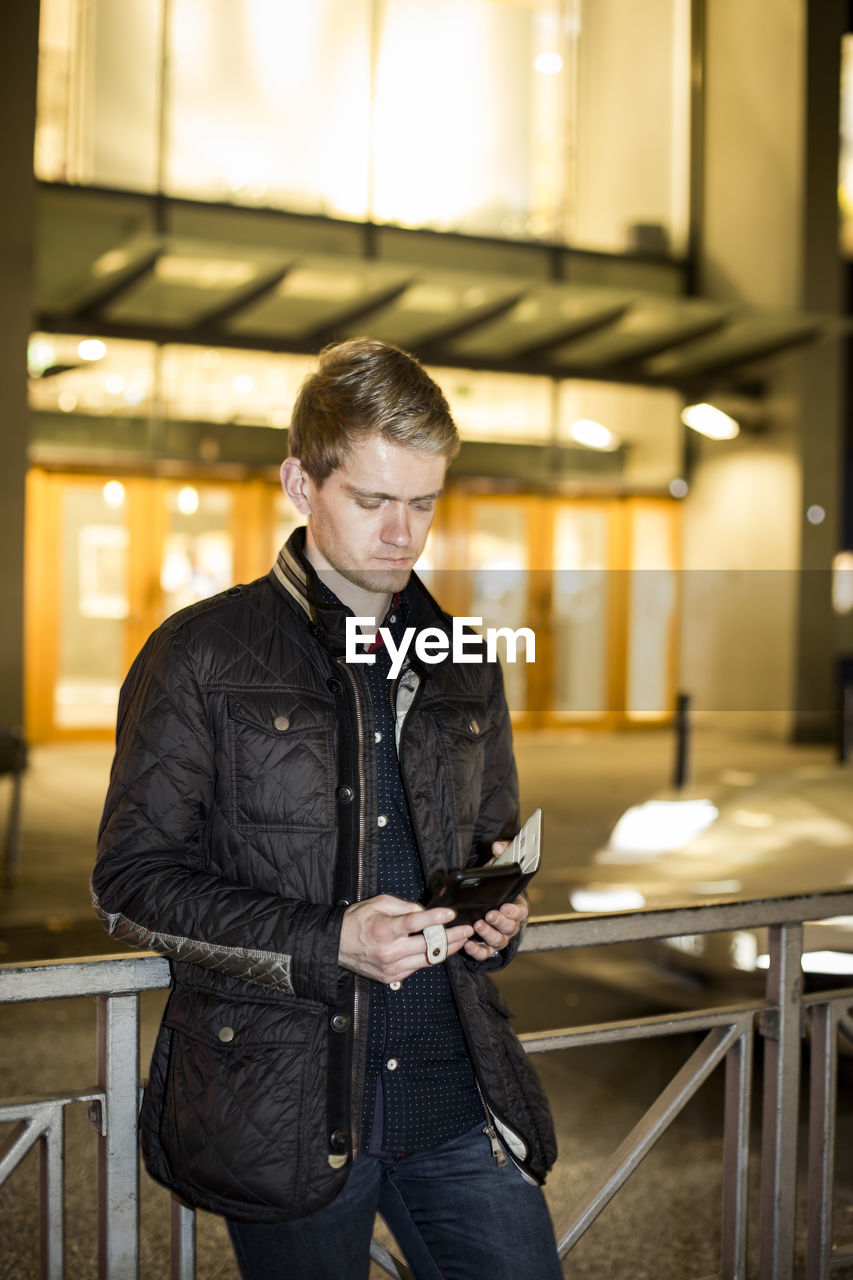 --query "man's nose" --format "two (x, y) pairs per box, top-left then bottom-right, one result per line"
(381, 504), (413, 546)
